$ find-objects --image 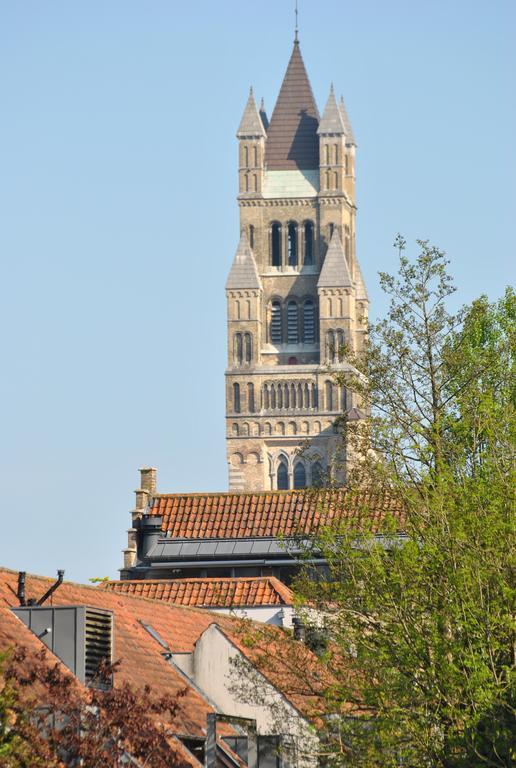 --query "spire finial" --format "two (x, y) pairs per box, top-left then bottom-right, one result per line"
(330, 82), (335, 95)
(294, 0), (299, 43)
(249, 85), (253, 96)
